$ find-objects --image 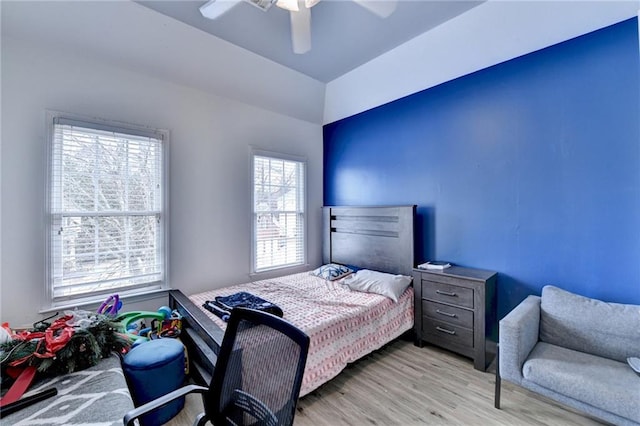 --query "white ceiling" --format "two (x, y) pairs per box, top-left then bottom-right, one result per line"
(3, 1), (638, 124)
(137, 0), (484, 82)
